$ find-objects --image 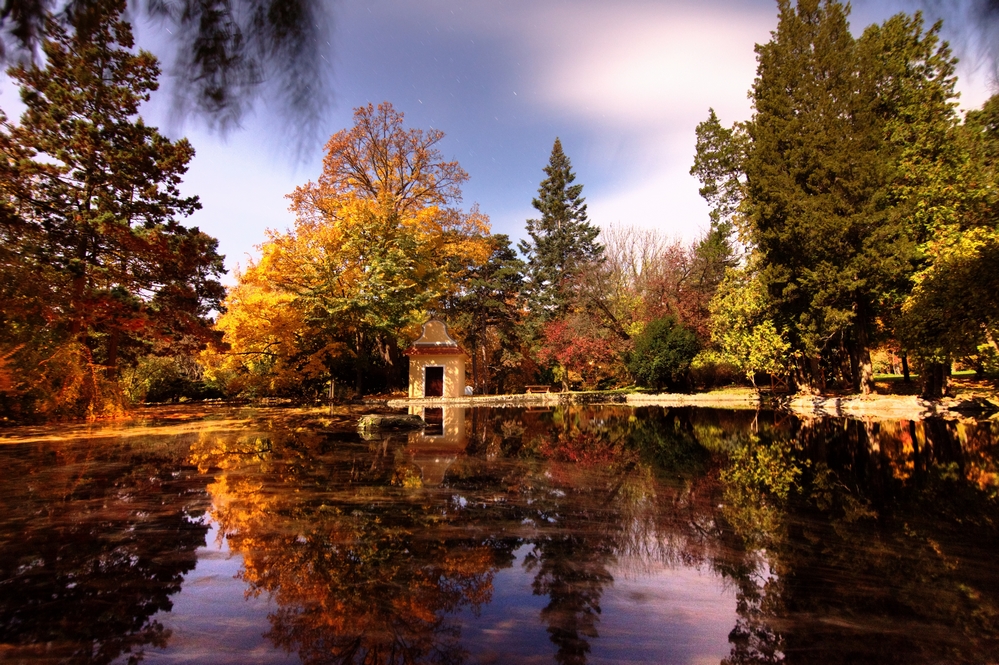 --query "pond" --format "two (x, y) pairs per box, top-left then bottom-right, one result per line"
(1, 405), (998, 664)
